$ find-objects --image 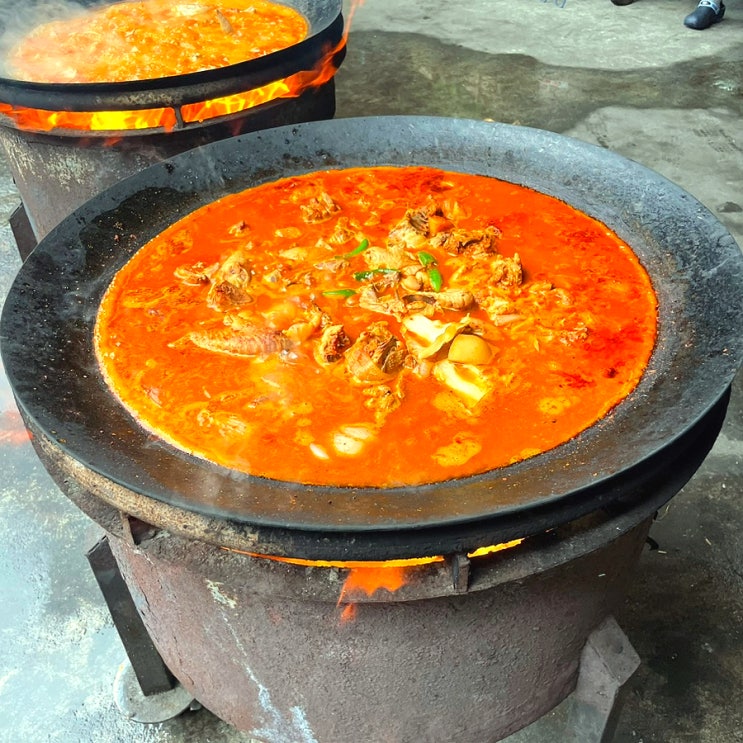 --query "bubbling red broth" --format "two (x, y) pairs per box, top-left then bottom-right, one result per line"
(94, 166), (657, 487)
